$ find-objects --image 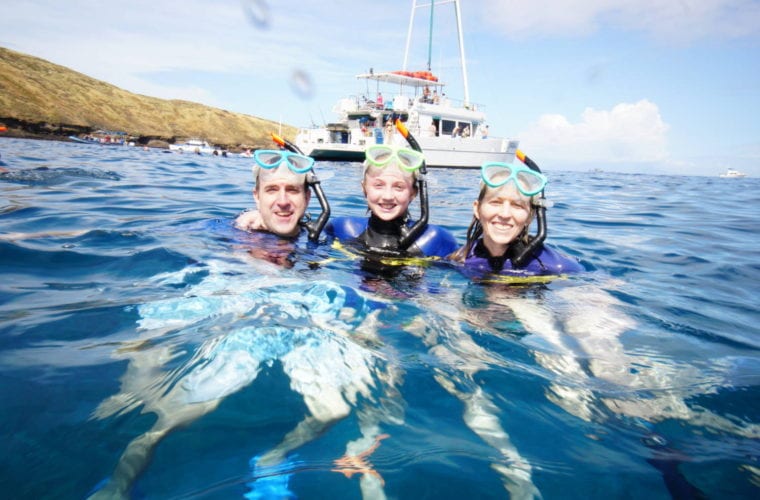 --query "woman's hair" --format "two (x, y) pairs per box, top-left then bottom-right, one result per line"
(448, 183), (536, 262)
